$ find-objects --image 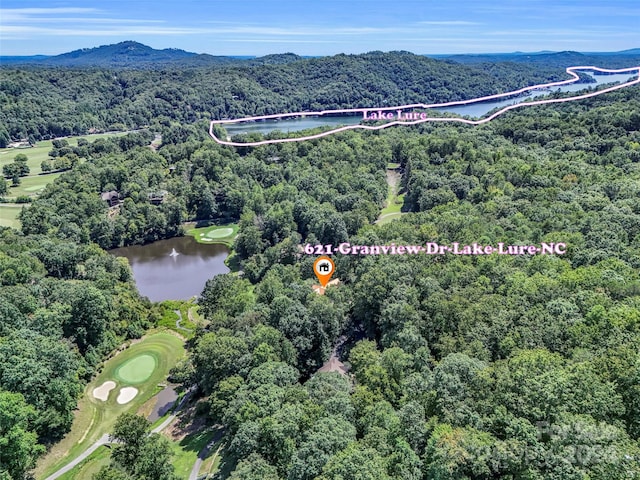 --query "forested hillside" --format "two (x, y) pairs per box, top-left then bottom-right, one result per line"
(4, 59), (640, 479)
(0, 229), (154, 479)
(0, 51), (568, 145)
